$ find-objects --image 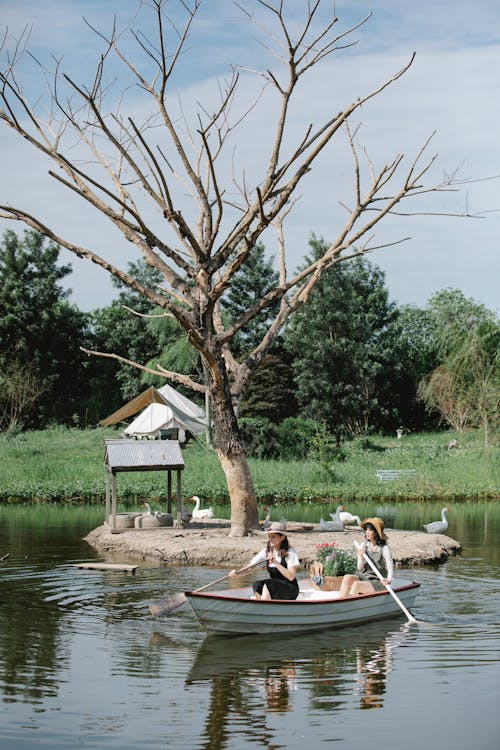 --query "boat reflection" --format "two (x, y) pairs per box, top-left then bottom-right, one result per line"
(184, 621), (410, 747)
